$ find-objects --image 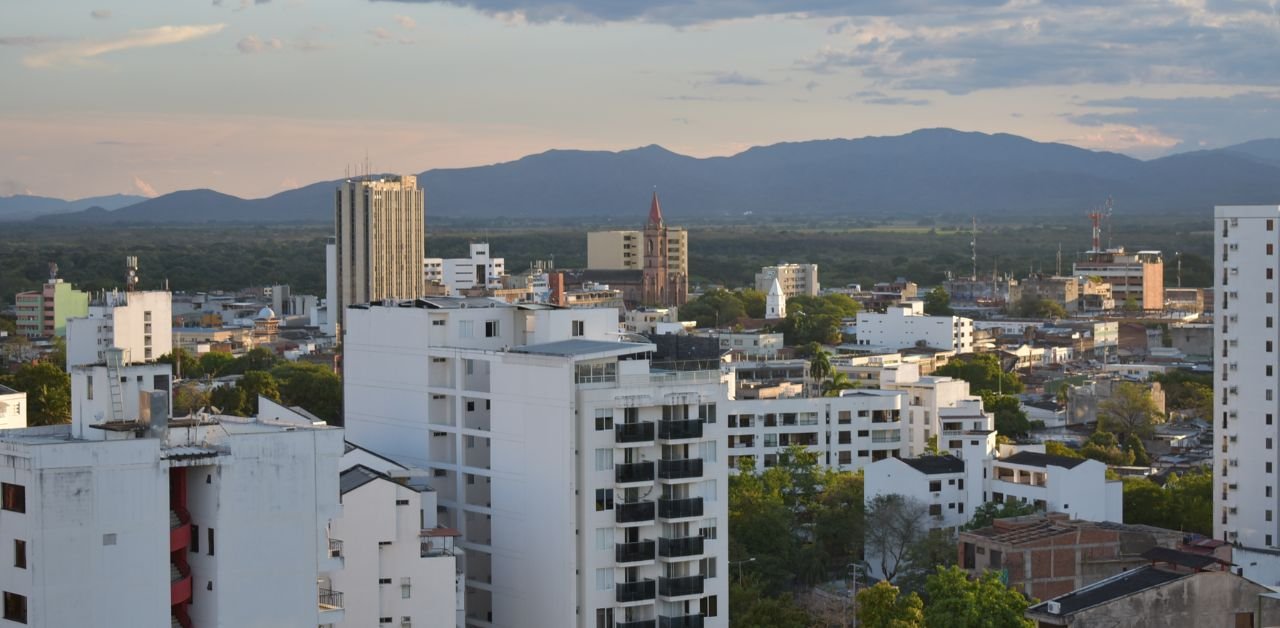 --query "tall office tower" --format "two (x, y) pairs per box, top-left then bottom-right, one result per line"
(344, 298), (730, 628)
(1215, 205), (1280, 552)
(332, 174), (426, 334)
